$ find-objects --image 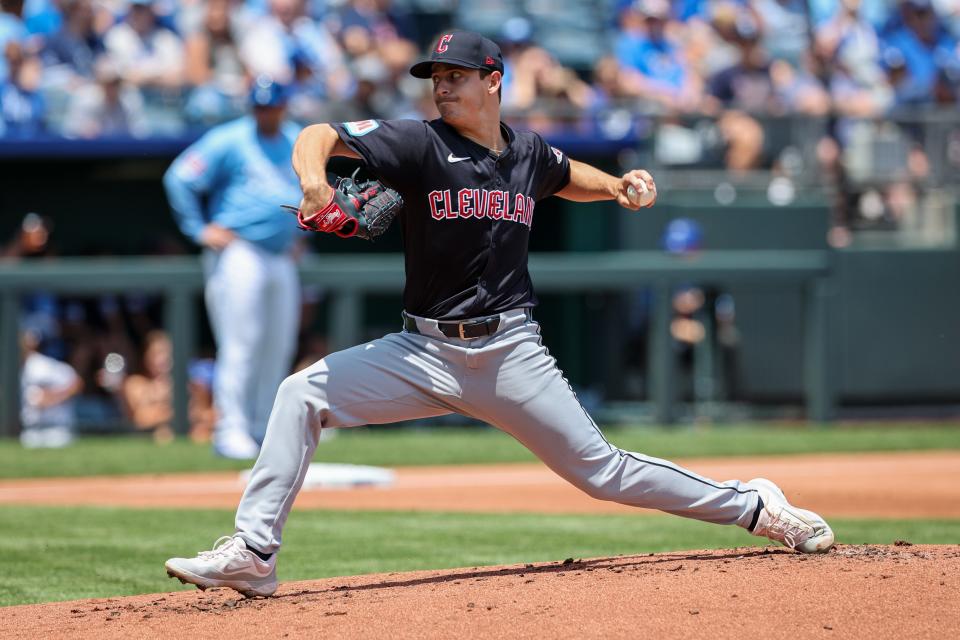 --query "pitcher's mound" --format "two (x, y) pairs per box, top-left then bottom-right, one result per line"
(4, 545), (958, 639)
